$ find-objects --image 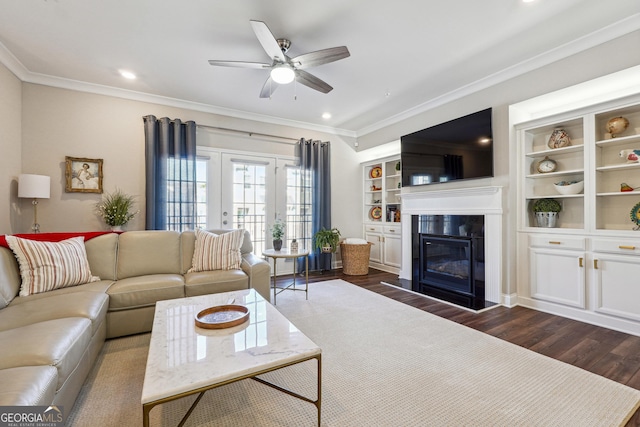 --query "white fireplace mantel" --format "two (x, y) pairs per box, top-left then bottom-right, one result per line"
(400, 186), (503, 304)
